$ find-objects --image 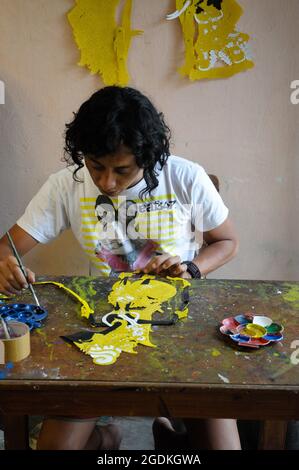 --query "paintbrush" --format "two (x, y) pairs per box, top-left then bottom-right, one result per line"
(0, 316), (11, 339)
(6, 231), (41, 307)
